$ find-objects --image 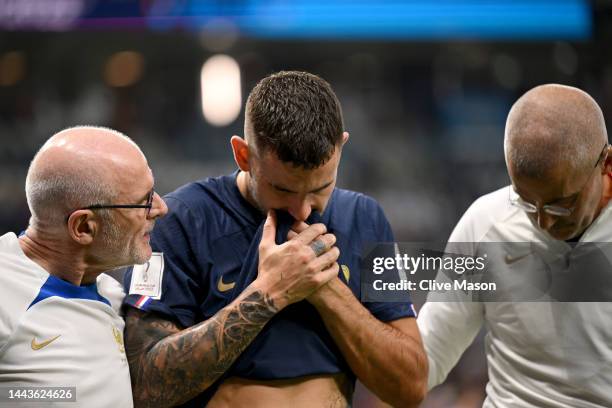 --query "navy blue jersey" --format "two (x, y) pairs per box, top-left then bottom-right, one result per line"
(124, 172), (415, 405)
